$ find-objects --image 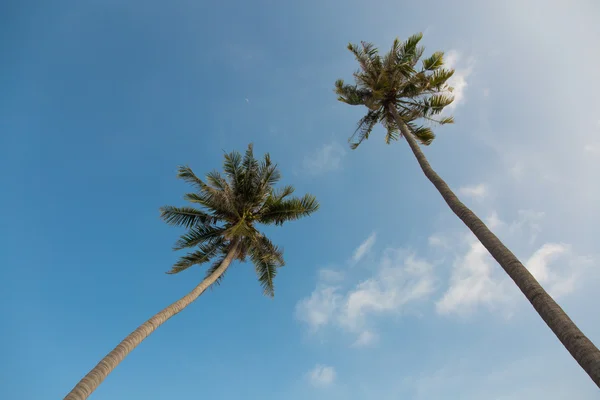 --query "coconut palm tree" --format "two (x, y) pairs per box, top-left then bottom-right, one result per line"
(64, 144), (319, 400)
(334, 33), (600, 388)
